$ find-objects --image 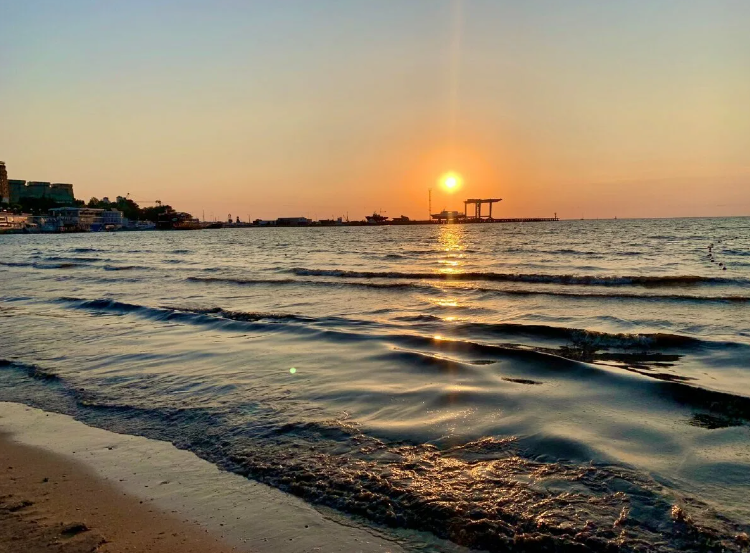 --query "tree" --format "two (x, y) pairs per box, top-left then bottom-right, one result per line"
(141, 204), (173, 223)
